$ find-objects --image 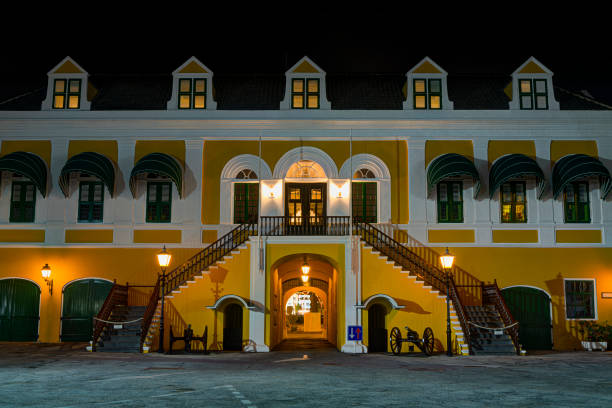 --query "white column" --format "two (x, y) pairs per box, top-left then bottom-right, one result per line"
(535, 140), (555, 244)
(341, 236), (367, 353)
(407, 140), (427, 241)
(473, 138), (492, 243)
(182, 140), (203, 246)
(114, 140), (135, 245)
(45, 138), (69, 244)
(246, 237), (269, 352)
